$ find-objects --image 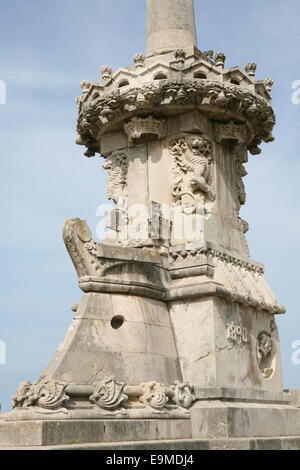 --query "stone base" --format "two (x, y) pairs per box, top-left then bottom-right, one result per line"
(0, 419), (190, 448)
(1, 437), (300, 451)
(191, 402), (300, 439)
(1, 397), (300, 449)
